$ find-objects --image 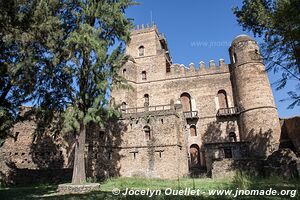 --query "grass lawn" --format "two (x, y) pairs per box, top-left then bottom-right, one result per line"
(0, 175), (299, 200)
